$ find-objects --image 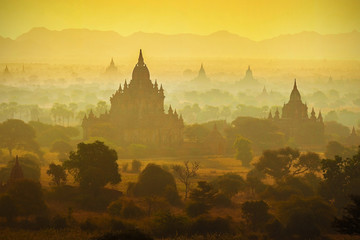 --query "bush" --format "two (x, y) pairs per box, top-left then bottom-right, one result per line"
(213, 193), (232, 208)
(91, 229), (153, 240)
(121, 200), (145, 219)
(80, 218), (98, 232)
(51, 215), (68, 229)
(152, 211), (189, 237)
(190, 216), (232, 235)
(131, 159), (142, 173)
(107, 200), (123, 216)
(130, 164), (180, 204)
(185, 201), (209, 218)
